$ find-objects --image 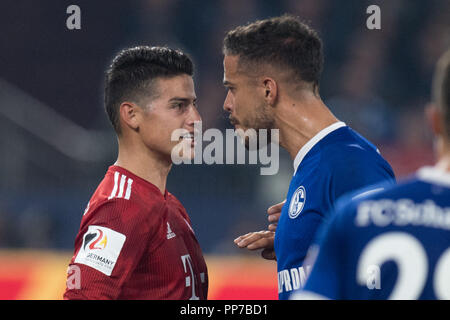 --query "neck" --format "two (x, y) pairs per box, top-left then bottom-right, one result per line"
(115, 137), (172, 195)
(275, 93), (339, 160)
(434, 139), (450, 172)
